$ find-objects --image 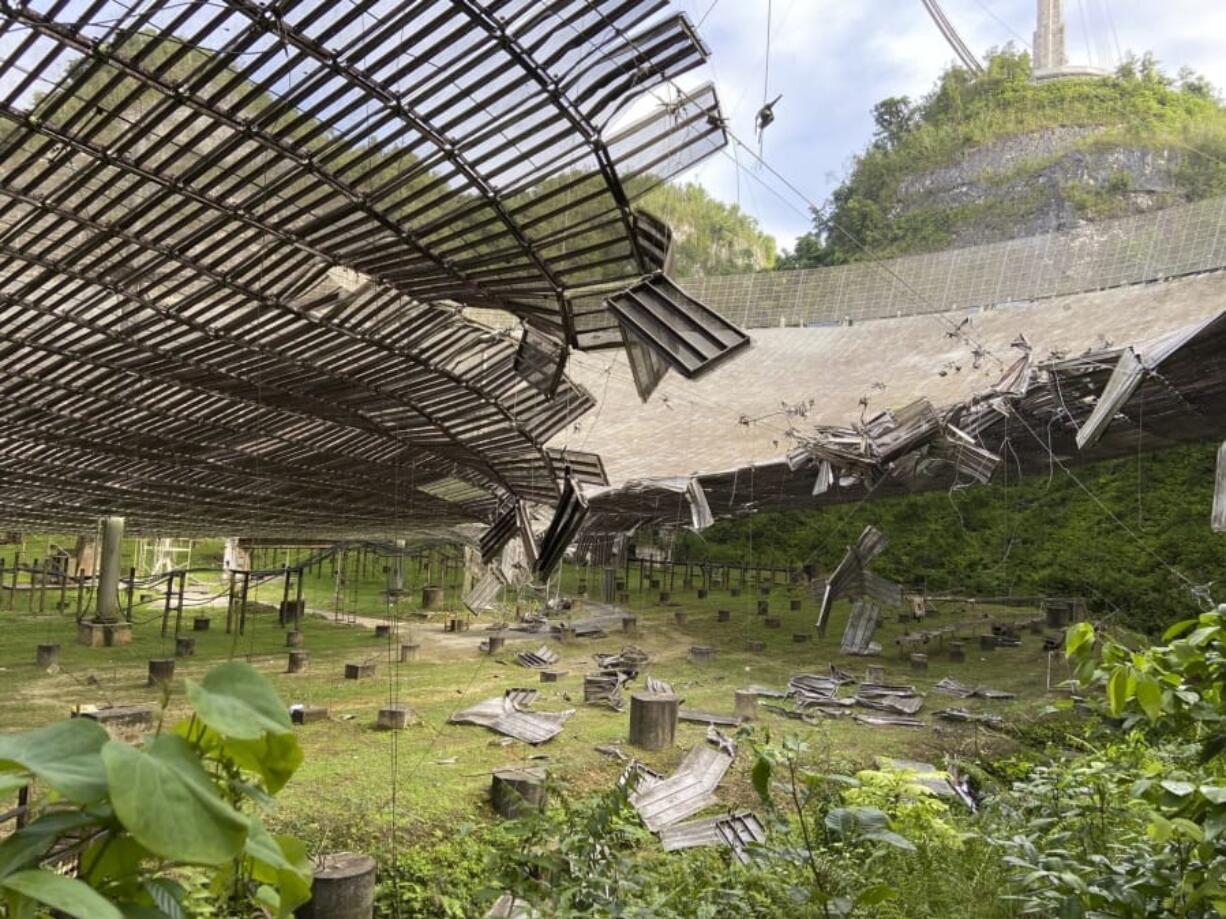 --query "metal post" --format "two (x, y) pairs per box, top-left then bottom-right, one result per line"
(96, 516), (125, 622)
(125, 566), (136, 622)
(160, 573), (174, 638)
(9, 551), (17, 610)
(174, 570), (186, 636)
(238, 571), (251, 635)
